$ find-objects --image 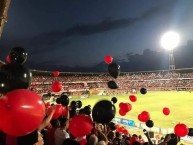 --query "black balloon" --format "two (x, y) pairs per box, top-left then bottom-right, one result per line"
(108, 81), (118, 89)
(70, 101), (77, 108)
(108, 122), (116, 131)
(9, 47), (27, 64)
(92, 100), (116, 124)
(111, 97), (117, 104)
(83, 106), (92, 116)
(56, 98), (61, 104)
(70, 101), (77, 111)
(108, 63), (120, 79)
(78, 108), (84, 114)
(70, 108), (77, 118)
(60, 95), (69, 106)
(0, 64), (32, 94)
(188, 128), (193, 136)
(140, 88), (147, 94)
(145, 120), (154, 128)
(76, 100), (82, 108)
